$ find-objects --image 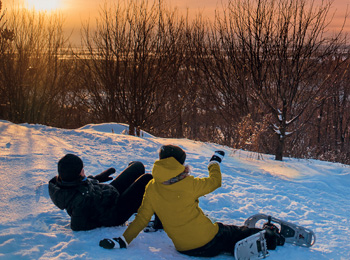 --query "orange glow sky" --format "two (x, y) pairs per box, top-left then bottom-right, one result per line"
(5, 0), (350, 45)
